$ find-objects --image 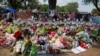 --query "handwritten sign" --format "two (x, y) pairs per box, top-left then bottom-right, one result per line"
(16, 10), (32, 20)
